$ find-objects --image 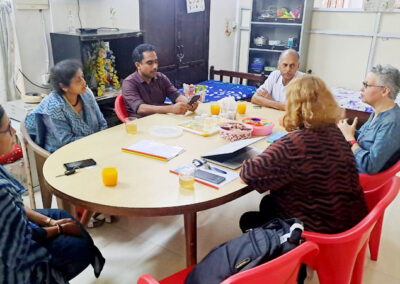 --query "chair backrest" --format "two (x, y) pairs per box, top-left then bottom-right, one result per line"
(302, 177), (399, 283)
(359, 159), (400, 191)
(20, 120), (52, 208)
(209, 66), (266, 87)
(137, 242), (318, 284)
(221, 241), (319, 284)
(114, 94), (128, 123)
